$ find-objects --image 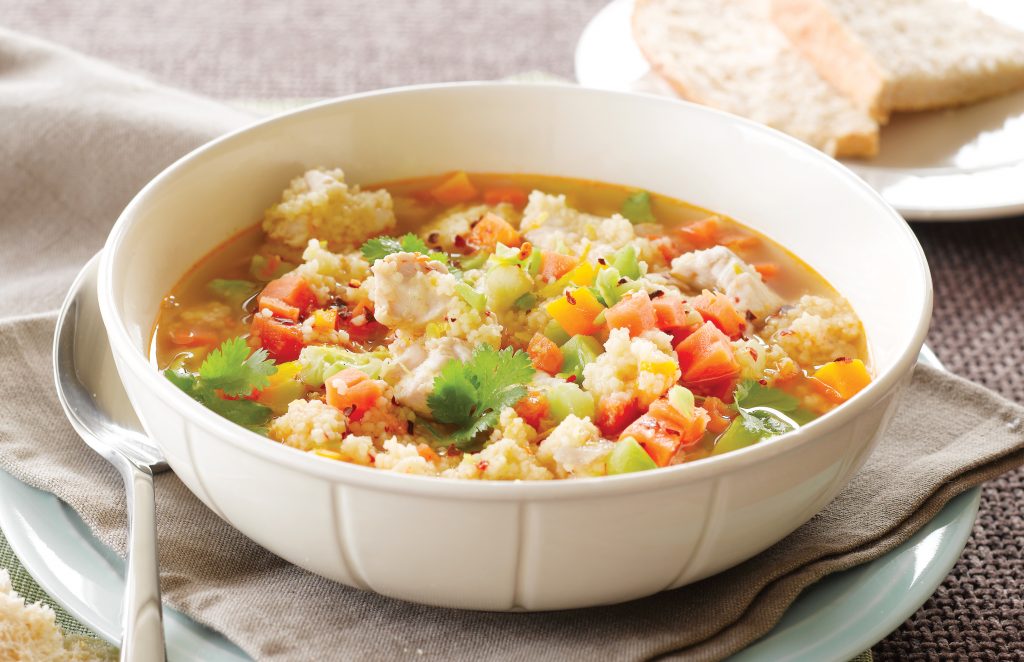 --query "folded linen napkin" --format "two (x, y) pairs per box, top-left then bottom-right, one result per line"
(1, 27), (1023, 662)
